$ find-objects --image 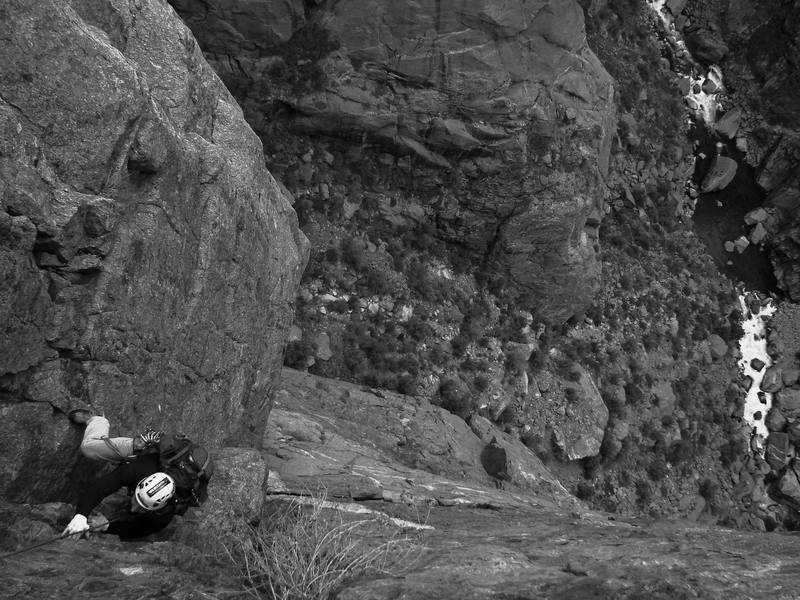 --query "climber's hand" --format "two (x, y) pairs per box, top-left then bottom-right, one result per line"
(62, 514), (89, 539)
(139, 428), (163, 447)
